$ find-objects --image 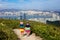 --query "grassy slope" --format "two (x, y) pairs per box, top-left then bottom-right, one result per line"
(30, 21), (60, 40)
(0, 19), (18, 40)
(0, 19), (60, 40)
